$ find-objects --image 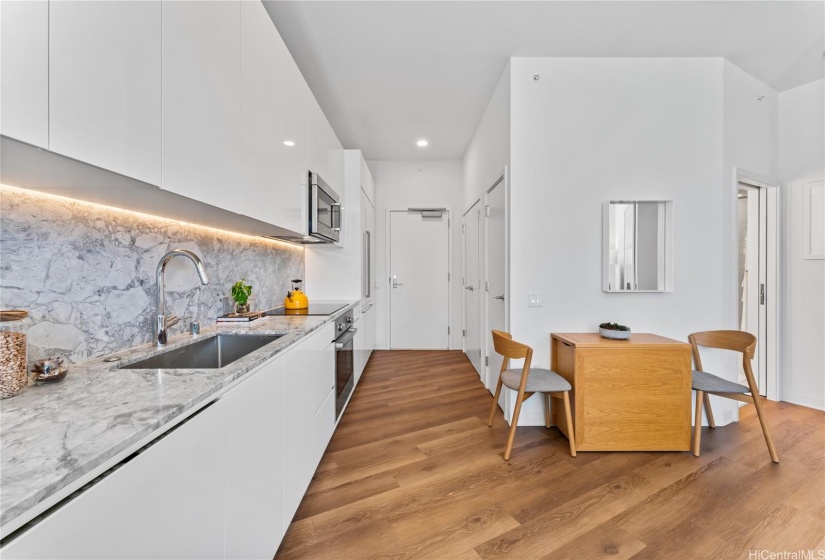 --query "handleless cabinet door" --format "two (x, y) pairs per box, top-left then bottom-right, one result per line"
(282, 322), (335, 522)
(354, 312), (366, 383)
(1, 401), (226, 559)
(49, 0), (162, 186)
(307, 96), (326, 185)
(280, 43), (310, 235)
(324, 120), (344, 196)
(225, 355), (286, 559)
(162, 0), (241, 212)
(0, 0), (48, 148)
(366, 304), (377, 355)
(366, 197), (377, 306)
(361, 156), (376, 207)
(240, 0), (283, 225)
